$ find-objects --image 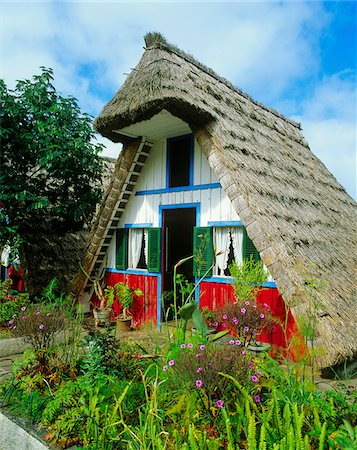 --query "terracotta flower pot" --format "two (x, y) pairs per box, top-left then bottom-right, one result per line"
(116, 317), (132, 332)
